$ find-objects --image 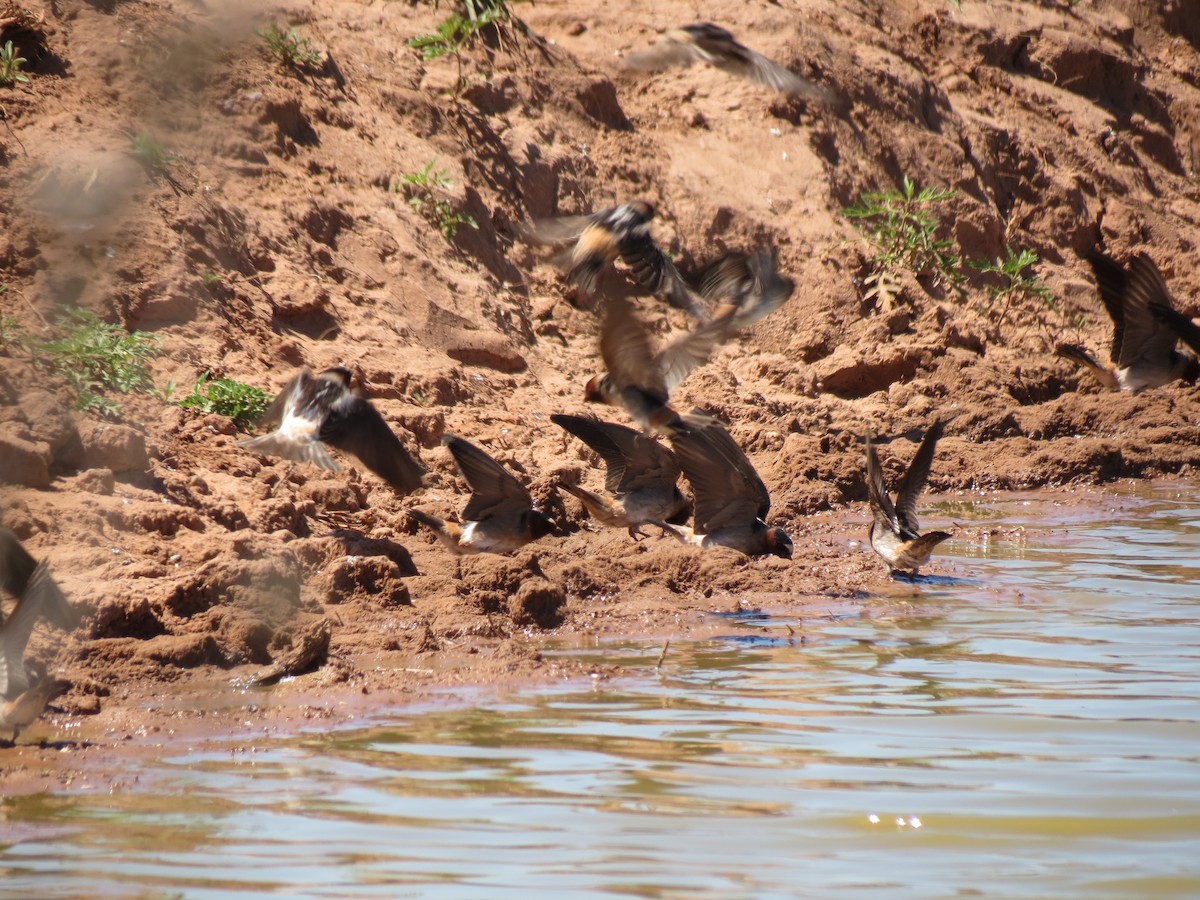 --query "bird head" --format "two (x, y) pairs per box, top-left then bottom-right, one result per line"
(583, 374), (609, 404)
(765, 526), (793, 560)
(529, 510), (560, 539)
